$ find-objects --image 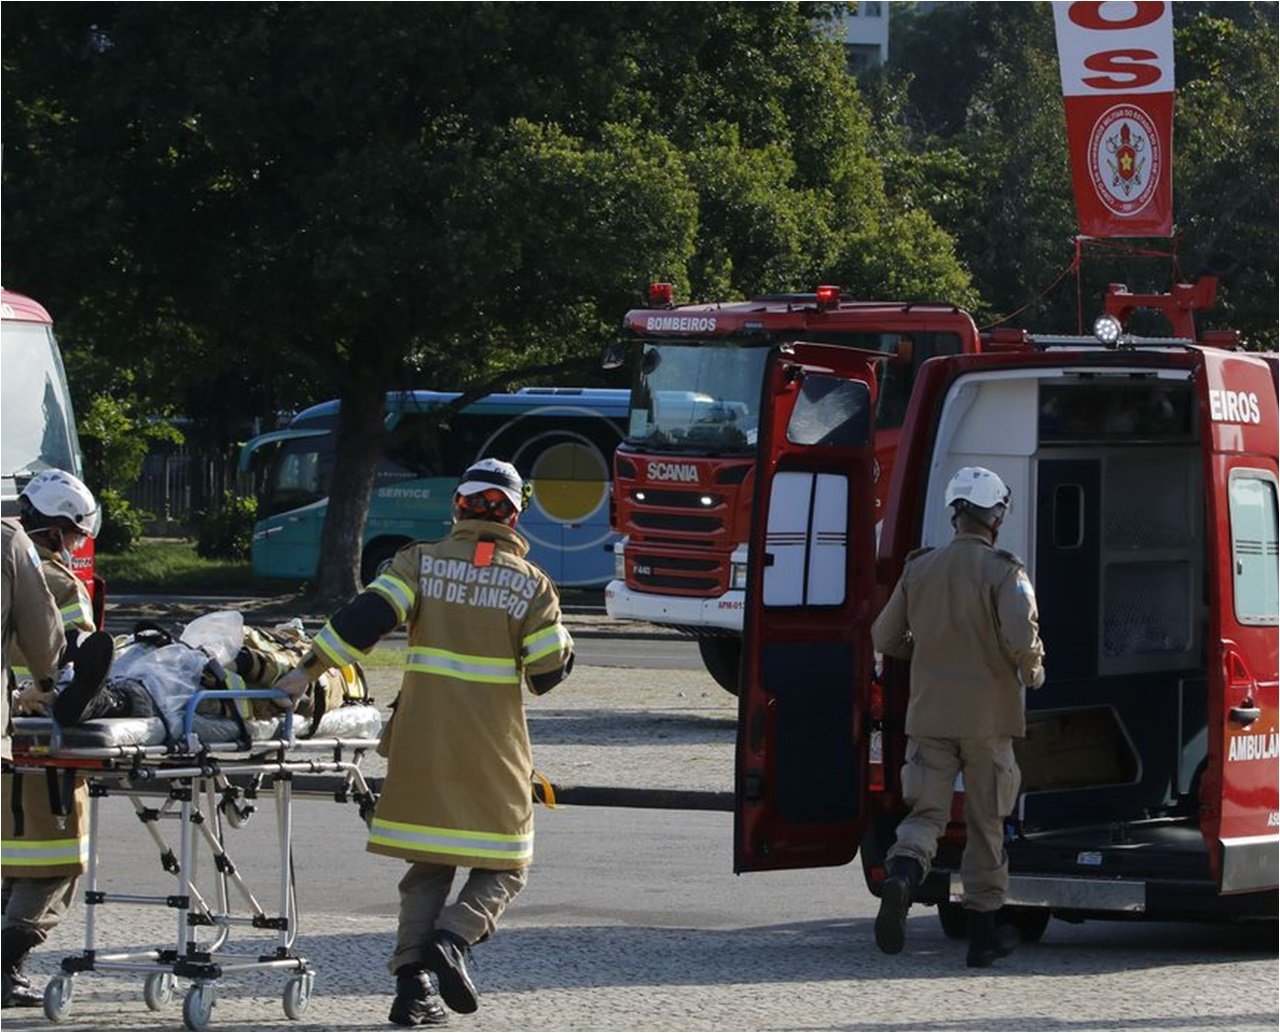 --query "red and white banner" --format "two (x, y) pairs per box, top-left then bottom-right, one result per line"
(1053, 2), (1175, 237)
